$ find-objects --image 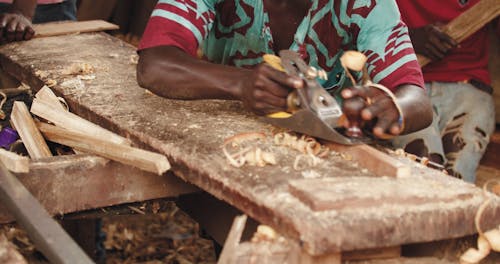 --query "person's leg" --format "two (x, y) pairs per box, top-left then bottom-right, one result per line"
(392, 83), (446, 165)
(33, 0), (77, 24)
(437, 82), (495, 183)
